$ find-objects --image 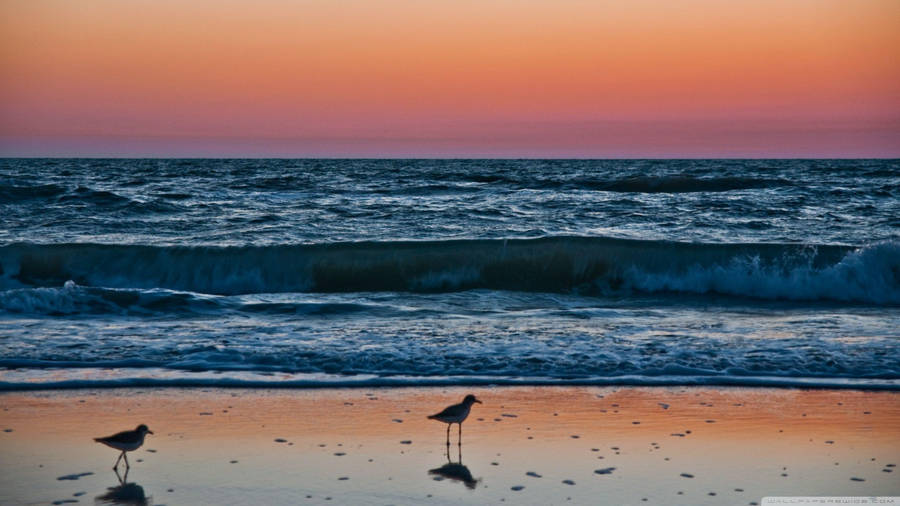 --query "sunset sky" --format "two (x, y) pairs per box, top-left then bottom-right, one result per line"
(1, 0), (898, 157)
